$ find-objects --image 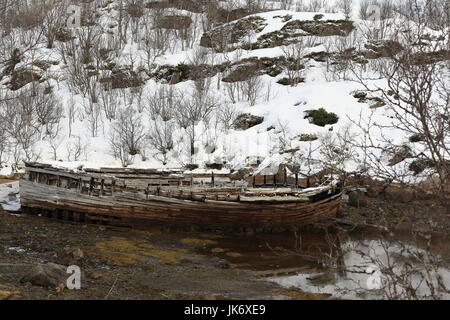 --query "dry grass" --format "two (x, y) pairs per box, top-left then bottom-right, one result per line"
(0, 285), (21, 300)
(180, 238), (218, 247)
(0, 179), (15, 184)
(88, 237), (187, 266)
(225, 252), (242, 258)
